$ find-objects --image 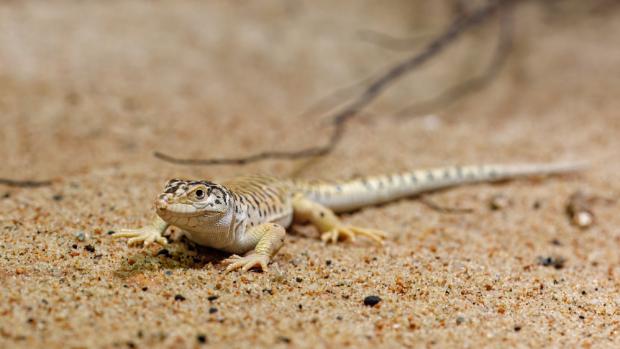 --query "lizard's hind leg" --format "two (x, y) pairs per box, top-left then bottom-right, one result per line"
(292, 196), (387, 244)
(222, 223), (285, 273)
